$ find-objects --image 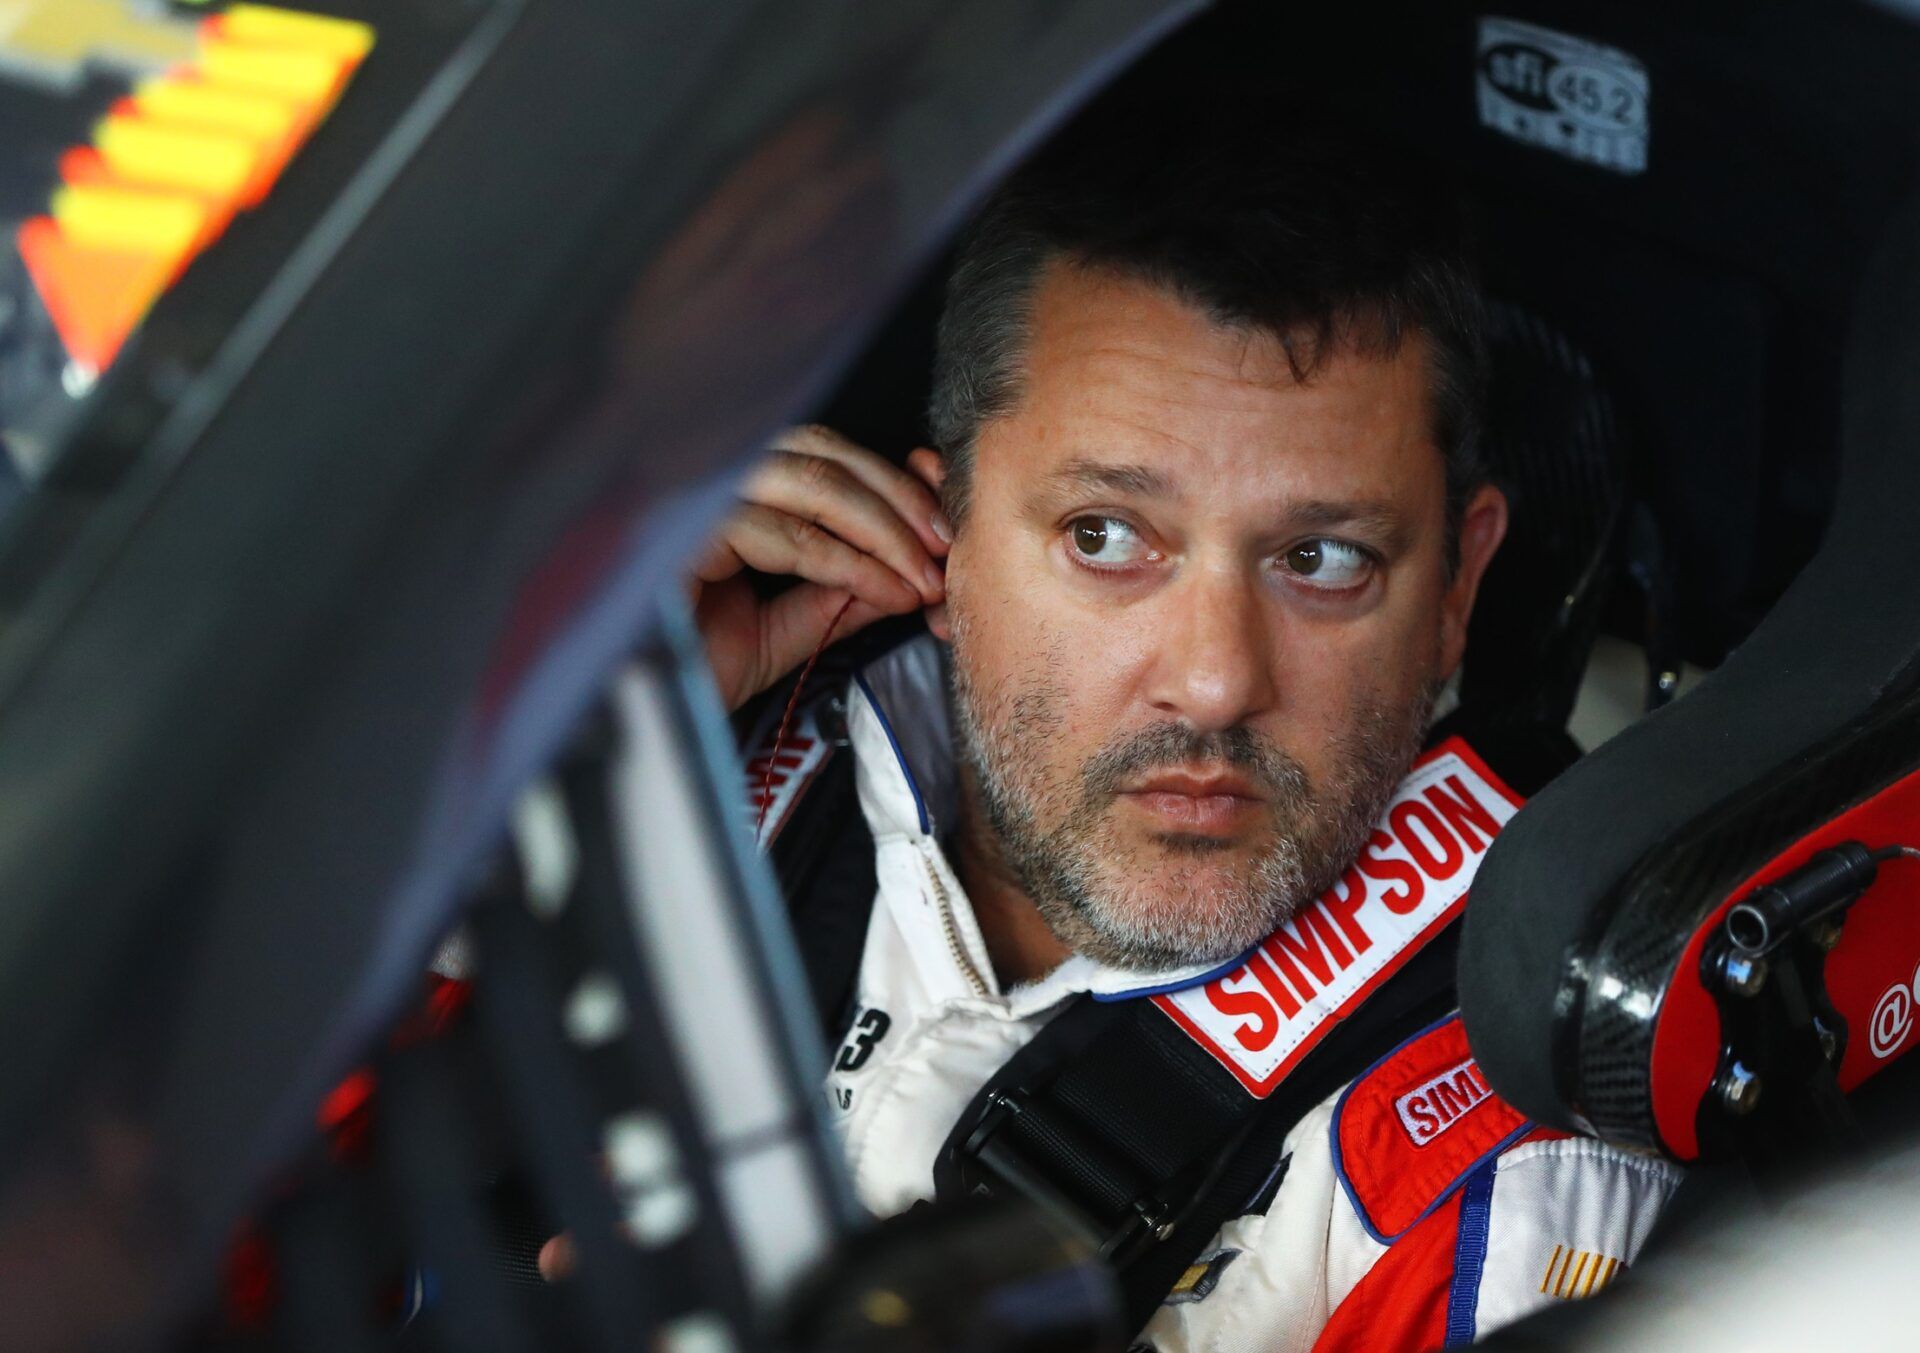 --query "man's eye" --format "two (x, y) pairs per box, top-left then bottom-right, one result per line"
(1068, 516), (1152, 566)
(1279, 538), (1374, 589)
